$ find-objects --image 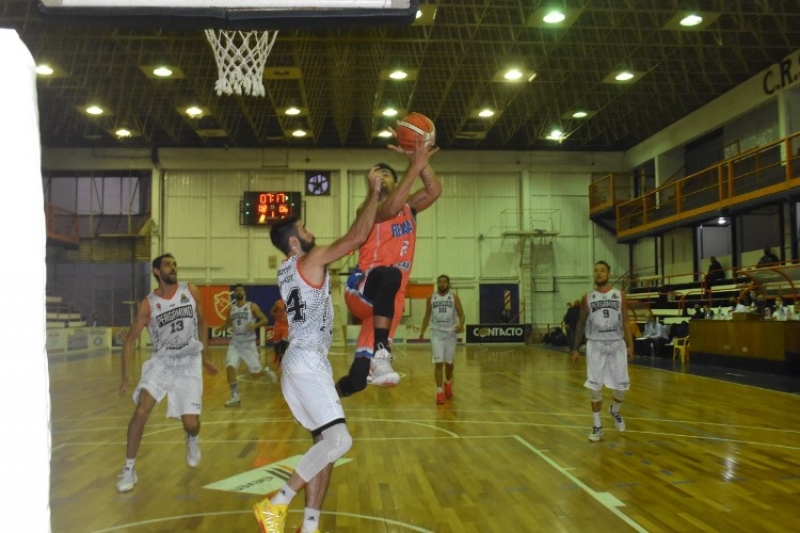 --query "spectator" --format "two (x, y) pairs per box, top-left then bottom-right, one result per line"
(788, 301), (800, 321)
(772, 296), (788, 321)
(757, 248), (780, 267)
(706, 256), (725, 284)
